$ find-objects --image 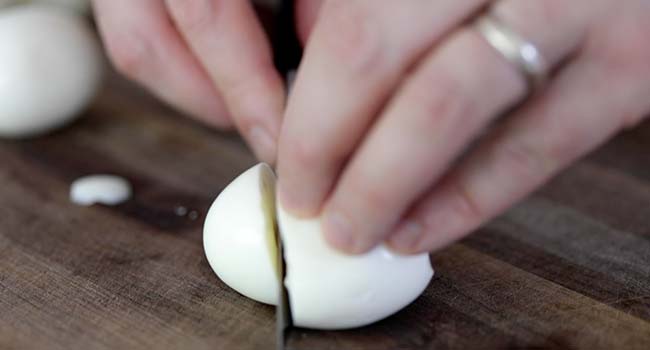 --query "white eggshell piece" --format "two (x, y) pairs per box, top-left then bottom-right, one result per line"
(70, 175), (132, 206)
(278, 205), (434, 330)
(203, 163), (280, 305)
(0, 4), (102, 138)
